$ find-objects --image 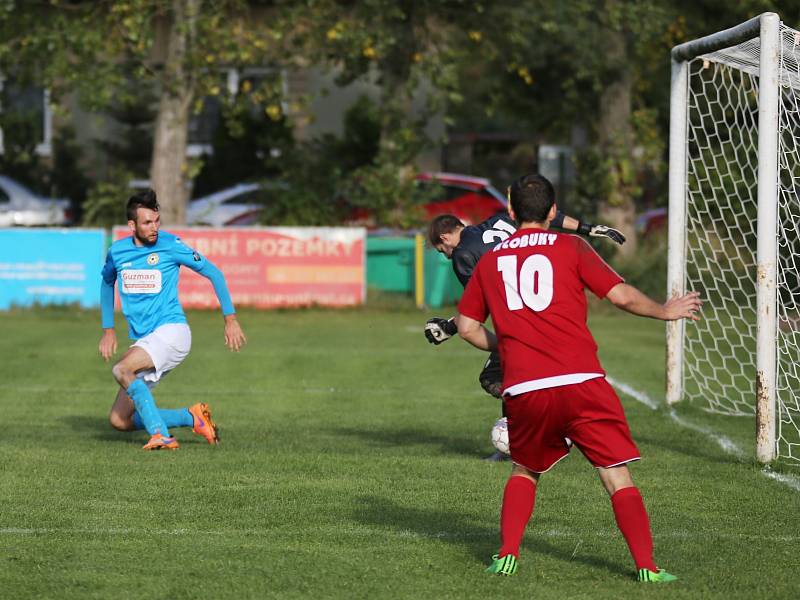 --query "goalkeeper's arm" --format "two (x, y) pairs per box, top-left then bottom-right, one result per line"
(558, 214), (626, 245)
(424, 316), (458, 345)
